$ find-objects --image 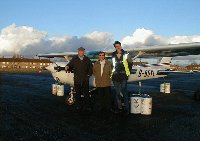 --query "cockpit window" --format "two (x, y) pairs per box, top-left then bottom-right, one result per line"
(86, 51), (99, 58)
(86, 51), (99, 62)
(131, 69), (137, 74)
(86, 51), (111, 62)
